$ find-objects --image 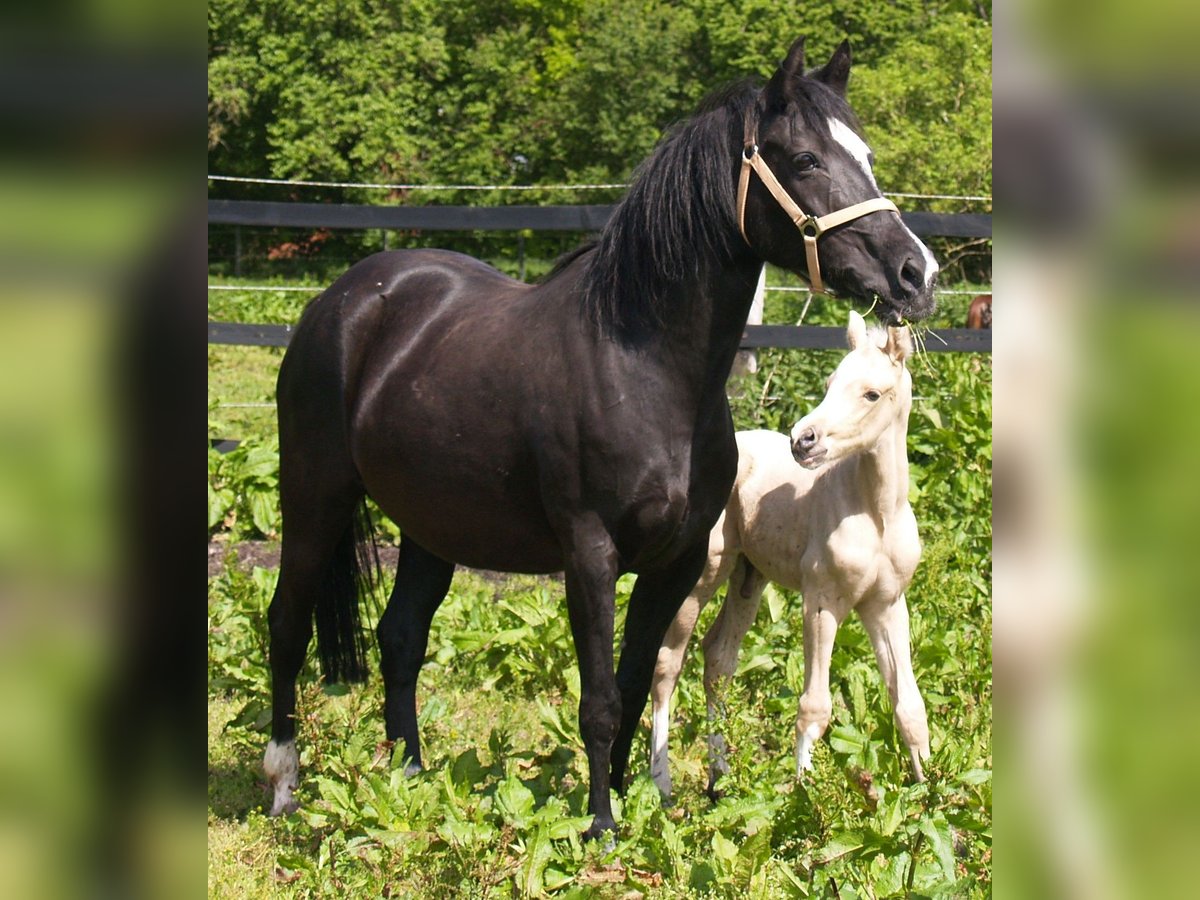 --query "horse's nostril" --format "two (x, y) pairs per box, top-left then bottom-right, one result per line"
(798, 428), (816, 449)
(900, 257), (923, 290)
